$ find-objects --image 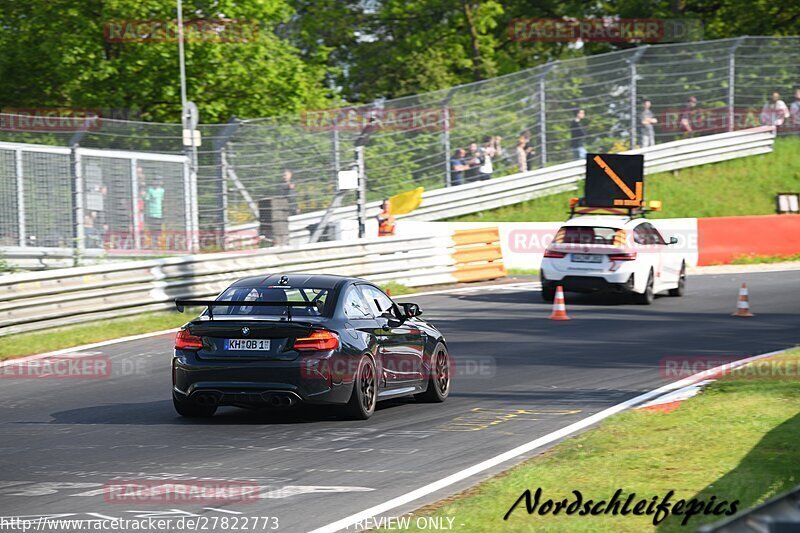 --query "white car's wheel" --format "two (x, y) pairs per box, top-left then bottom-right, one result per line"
(635, 270), (655, 305)
(669, 262), (686, 297)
